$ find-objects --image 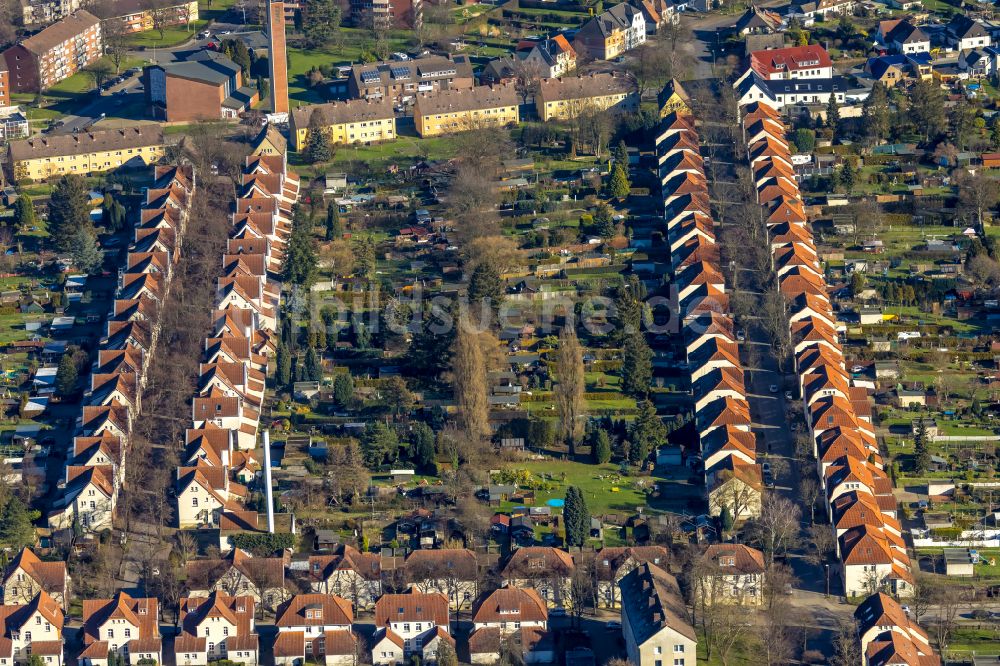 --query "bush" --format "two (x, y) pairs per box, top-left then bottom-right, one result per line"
(229, 532), (295, 554)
